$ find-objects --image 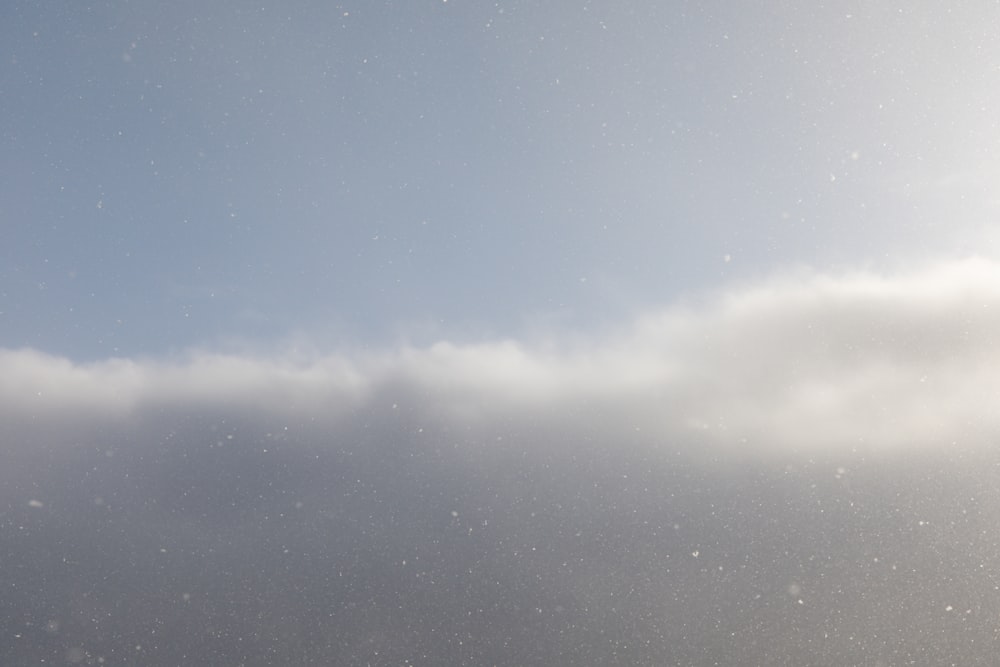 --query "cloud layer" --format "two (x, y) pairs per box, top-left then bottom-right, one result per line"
(6, 259), (1000, 665)
(6, 257), (1000, 453)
